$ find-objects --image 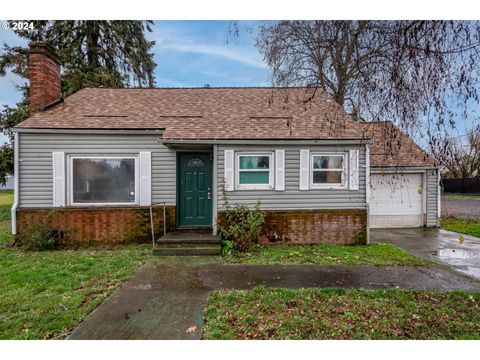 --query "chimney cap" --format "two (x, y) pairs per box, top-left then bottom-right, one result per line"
(29, 41), (61, 65)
